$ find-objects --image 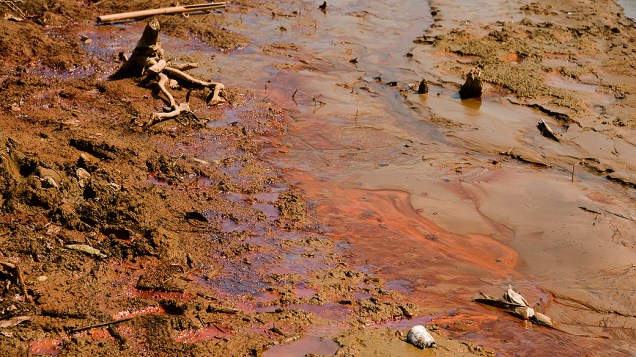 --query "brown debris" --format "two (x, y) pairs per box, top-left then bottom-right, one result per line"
(459, 67), (483, 99)
(417, 79), (429, 94)
(110, 18), (225, 126)
(537, 119), (560, 142)
(474, 287), (554, 328)
(0, 261), (32, 304)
